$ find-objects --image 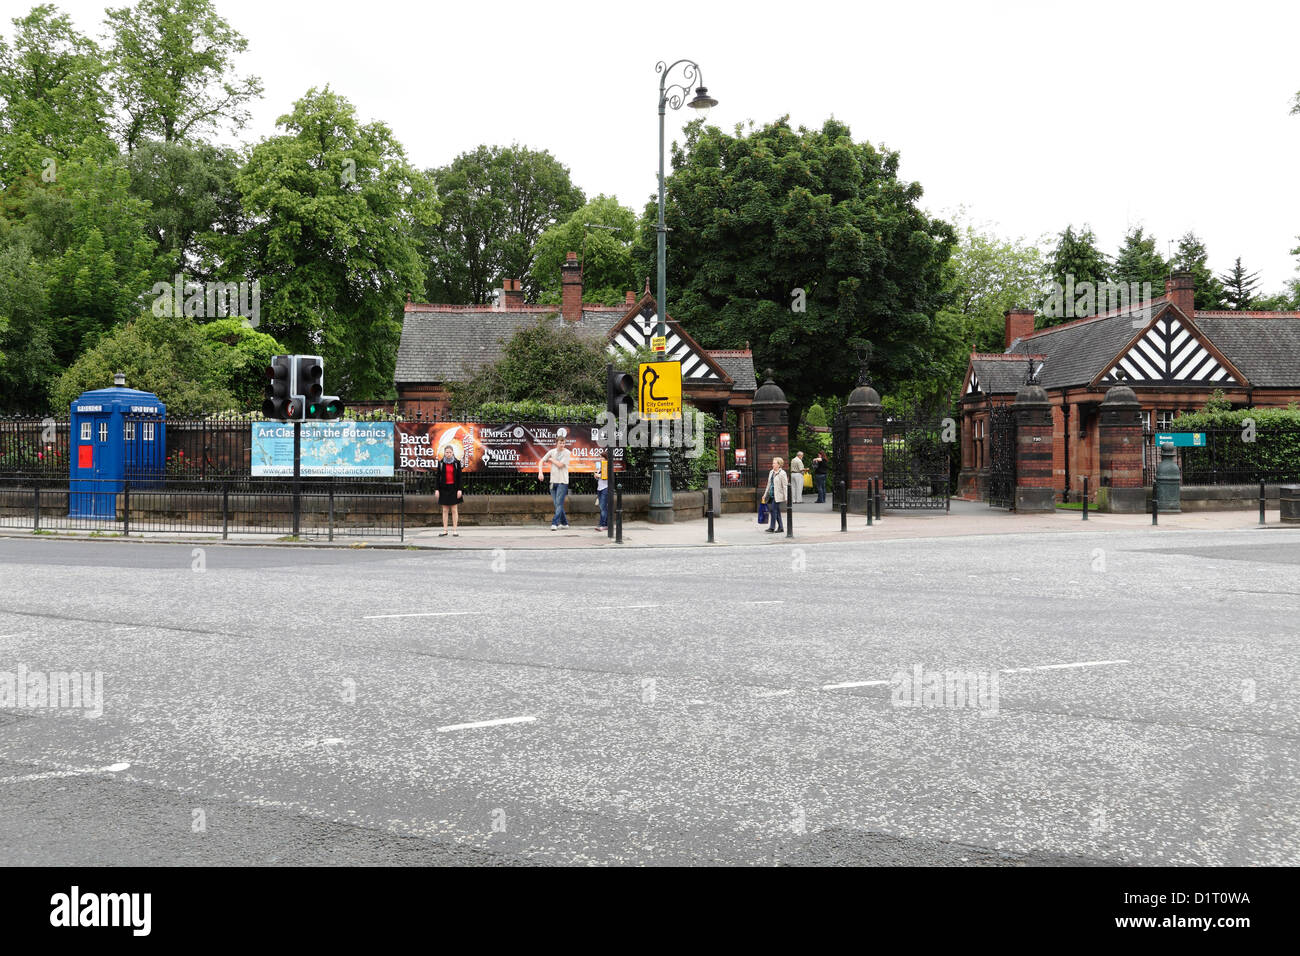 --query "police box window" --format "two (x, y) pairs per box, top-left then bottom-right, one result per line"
(98, 422), (108, 442)
(144, 422), (155, 441)
(125, 421), (136, 441)
(80, 422), (91, 441)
